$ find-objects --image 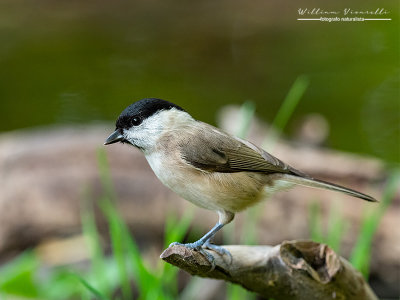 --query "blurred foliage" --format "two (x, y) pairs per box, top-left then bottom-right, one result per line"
(0, 150), (396, 299)
(0, 252), (39, 298)
(225, 75), (308, 299)
(349, 170), (399, 278)
(0, 0), (398, 162)
(0, 2), (397, 297)
(309, 170), (399, 279)
(0, 150), (194, 300)
(309, 201), (349, 254)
